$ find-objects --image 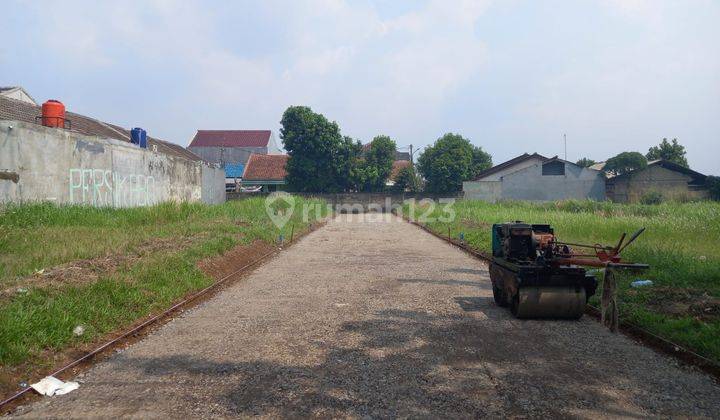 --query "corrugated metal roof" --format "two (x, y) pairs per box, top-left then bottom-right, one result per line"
(189, 130), (271, 148)
(472, 153), (549, 180)
(224, 163), (245, 178)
